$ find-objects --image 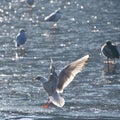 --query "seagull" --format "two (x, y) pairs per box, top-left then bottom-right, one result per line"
(16, 29), (27, 48)
(44, 8), (61, 27)
(35, 55), (89, 108)
(101, 40), (119, 64)
(26, 0), (34, 6)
